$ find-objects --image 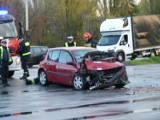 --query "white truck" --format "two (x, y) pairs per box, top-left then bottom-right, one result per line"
(97, 15), (160, 62)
